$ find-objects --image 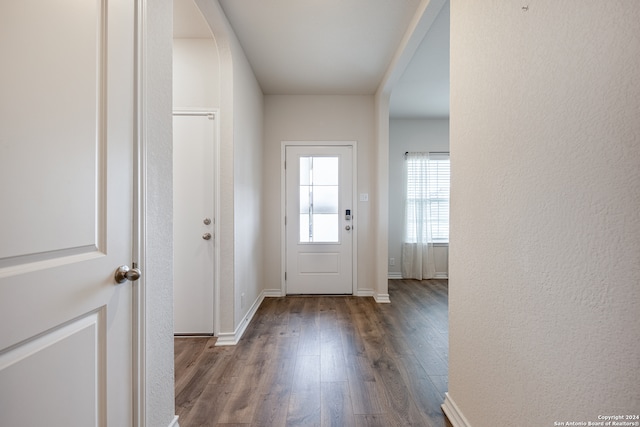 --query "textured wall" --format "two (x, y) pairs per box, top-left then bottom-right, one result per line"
(449, 1), (640, 426)
(145, 0), (176, 425)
